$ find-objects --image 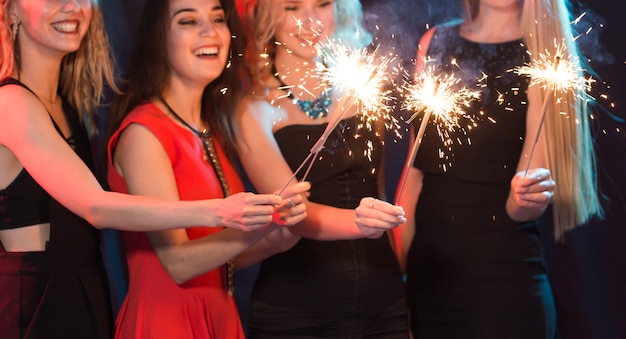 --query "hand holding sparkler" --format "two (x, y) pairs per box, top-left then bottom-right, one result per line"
(395, 67), (481, 204)
(356, 198), (407, 239)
